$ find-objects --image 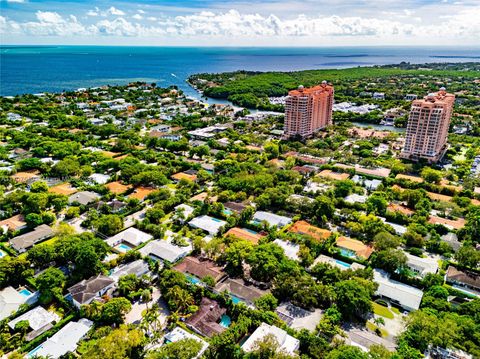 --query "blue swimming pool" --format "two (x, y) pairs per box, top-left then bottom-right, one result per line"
(0, 250), (6, 258)
(243, 228), (259, 234)
(339, 248), (355, 258)
(19, 289), (33, 297)
(219, 314), (232, 328)
(27, 345), (44, 358)
(230, 295), (243, 304)
(186, 275), (201, 285)
(335, 259), (351, 268)
(117, 243), (132, 252)
(222, 209), (233, 216)
(211, 218), (222, 222)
